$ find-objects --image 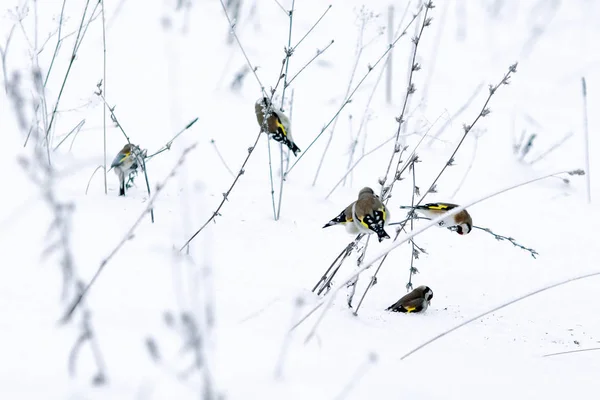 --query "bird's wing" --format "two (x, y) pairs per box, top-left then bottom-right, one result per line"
(111, 151), (130, 168)
(401, 298), (424, 313)
(420, 203), (458, 210)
